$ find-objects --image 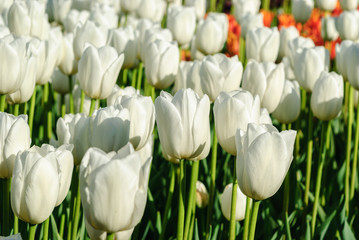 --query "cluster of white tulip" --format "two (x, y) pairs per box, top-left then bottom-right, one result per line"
(1, 0), (358, 239)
